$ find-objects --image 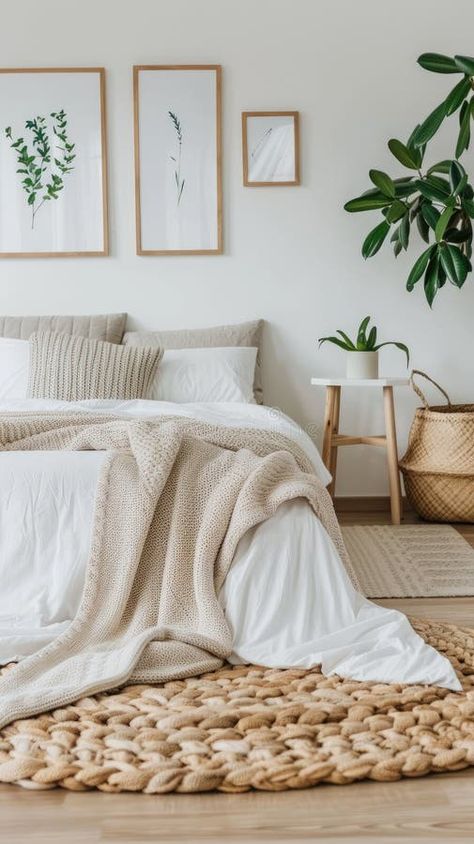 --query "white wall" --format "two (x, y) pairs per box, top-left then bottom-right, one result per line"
(1, 0), (473, 494)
